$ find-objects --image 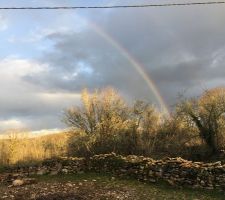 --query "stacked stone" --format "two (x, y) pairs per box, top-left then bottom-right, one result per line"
(88, 154), (225, 190)
(37, 157), (87, 175)
(1, 153), (225, 190)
